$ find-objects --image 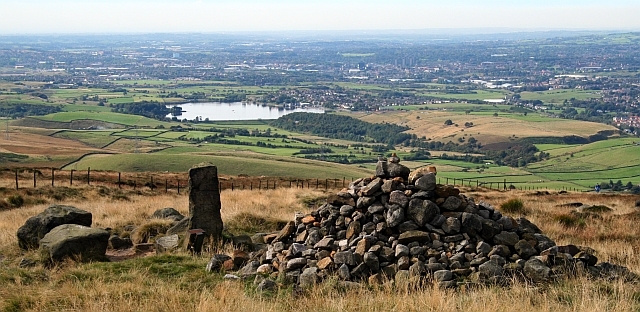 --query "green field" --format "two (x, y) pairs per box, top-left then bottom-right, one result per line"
(53, 130), (120, 148)
(64, 153), (373, 179)
(519, 89), (601, 103)
(34, 111), (169, 127)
